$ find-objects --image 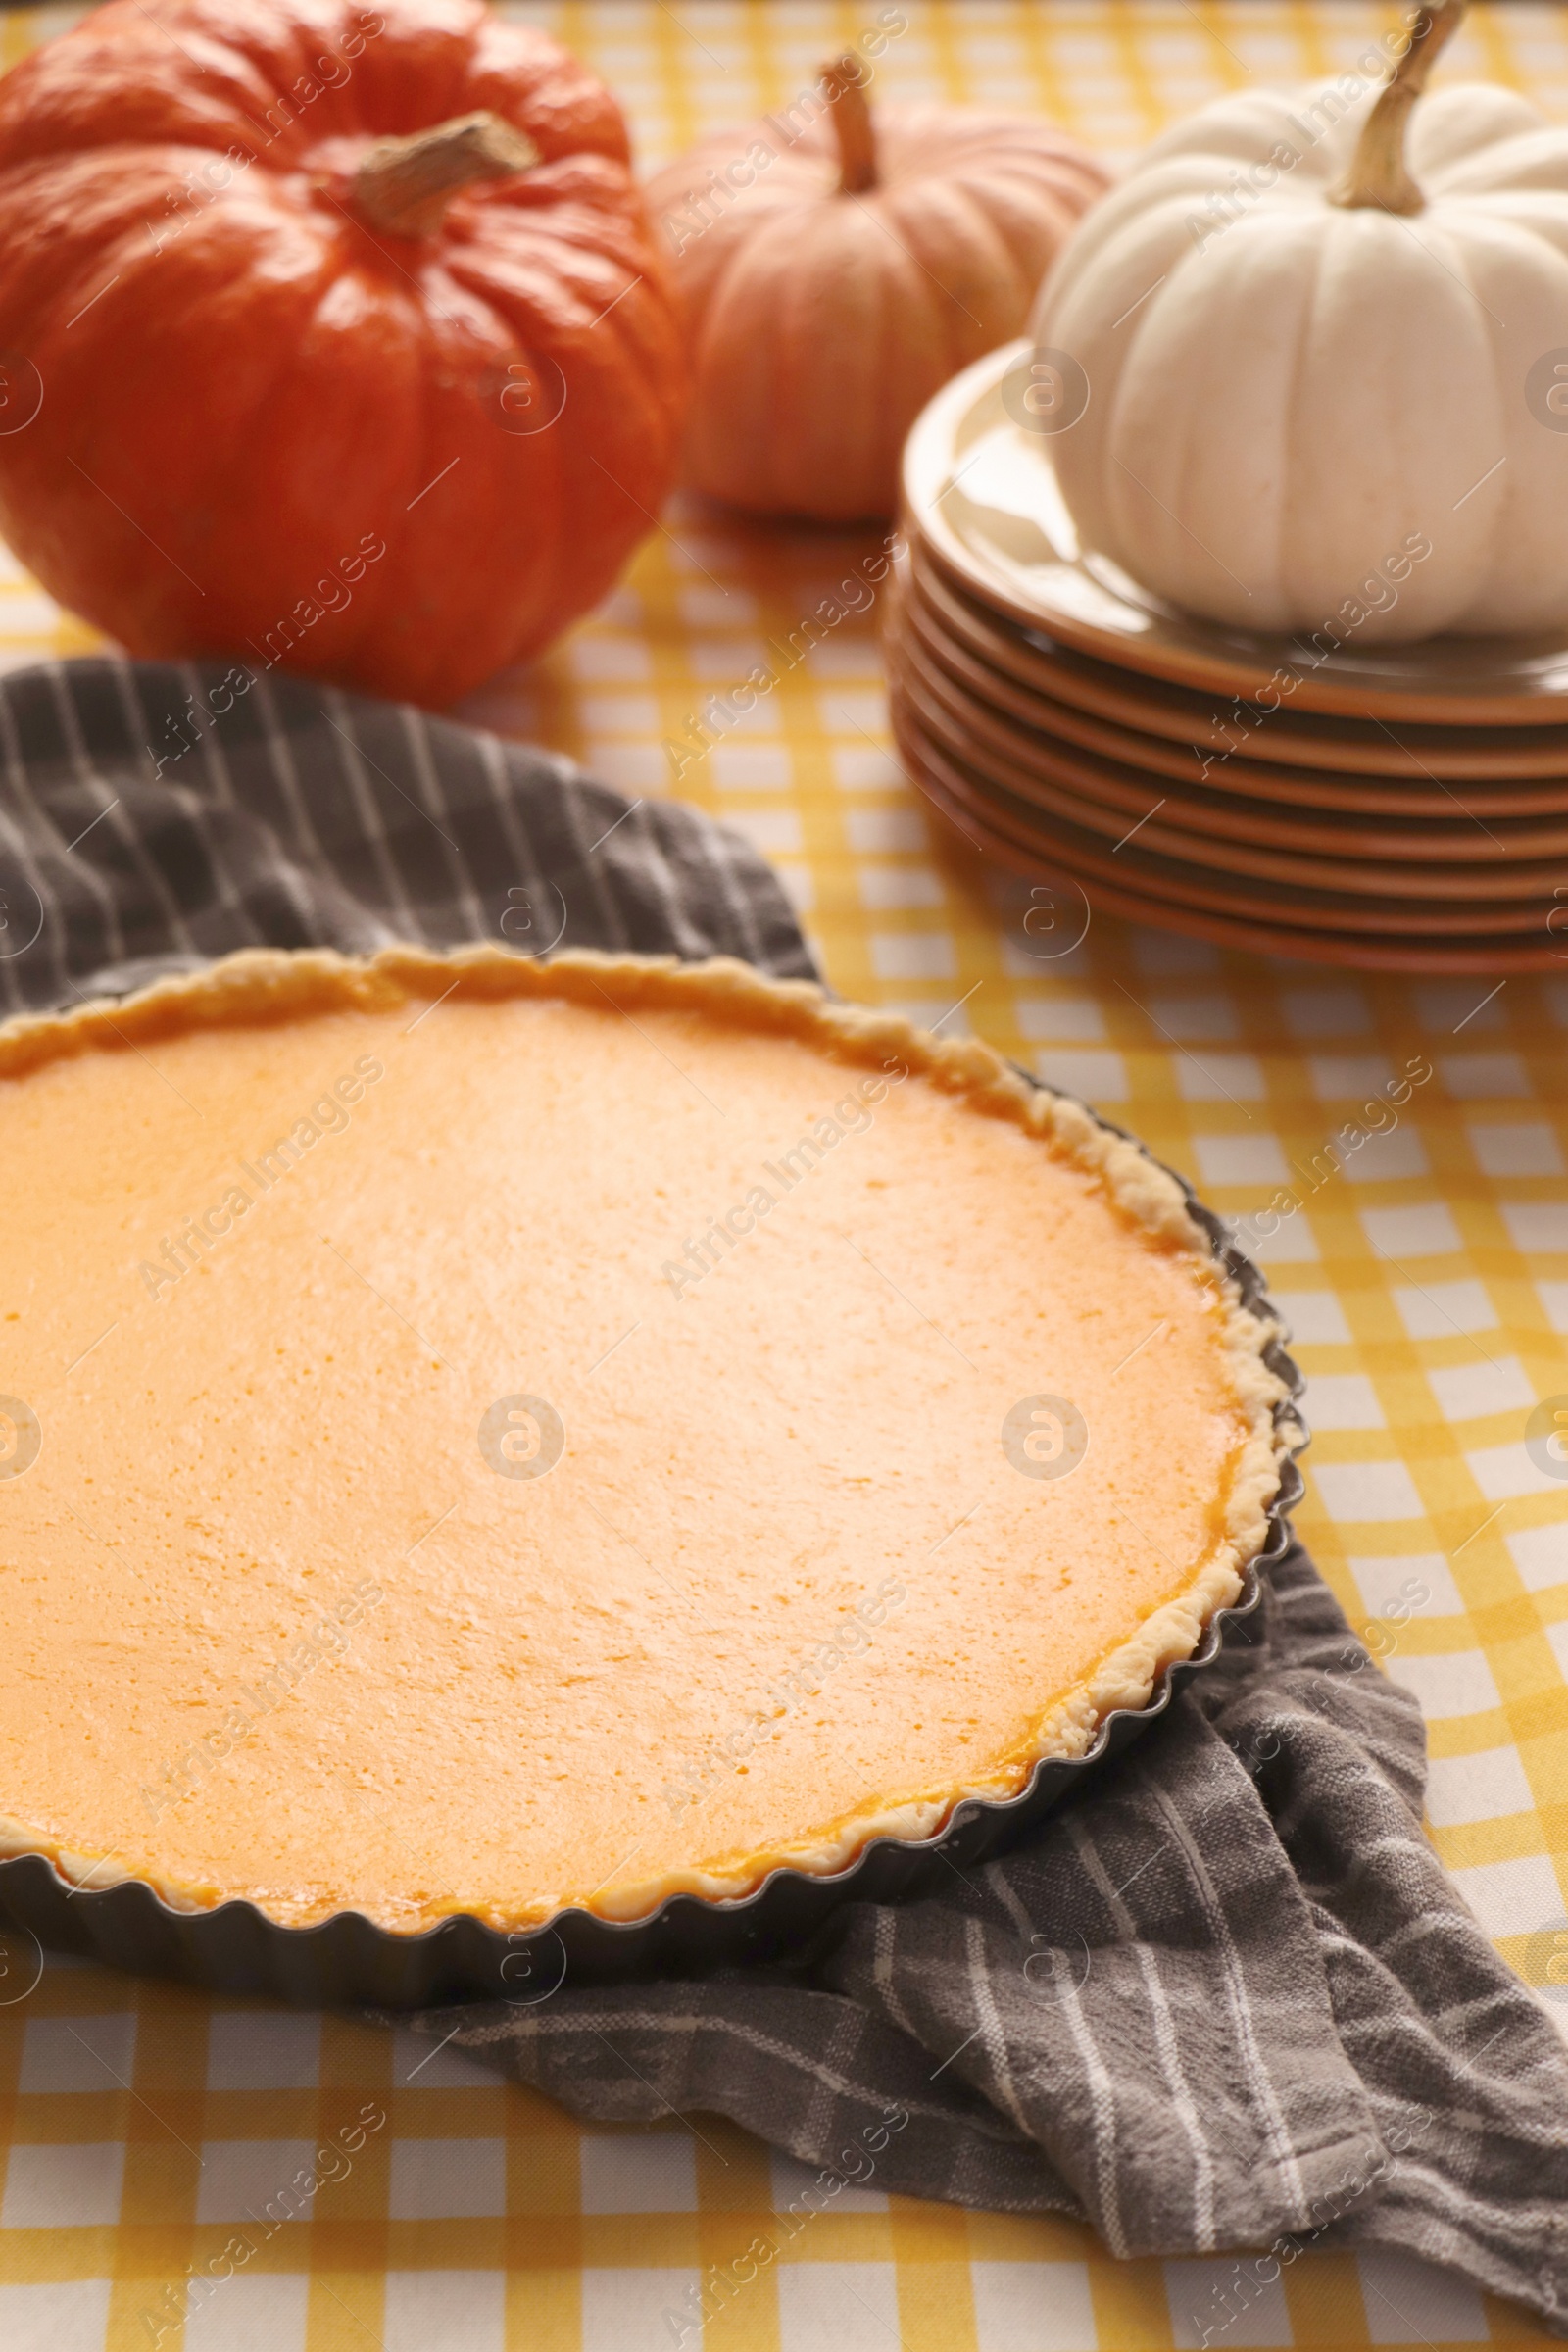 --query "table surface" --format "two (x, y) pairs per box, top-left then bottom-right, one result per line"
(1, 4), (1566, 2348)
